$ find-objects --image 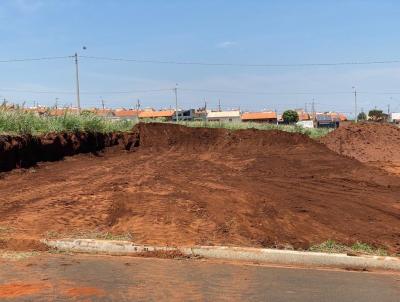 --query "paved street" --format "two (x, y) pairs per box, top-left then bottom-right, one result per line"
(0, 253), (399, 301)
